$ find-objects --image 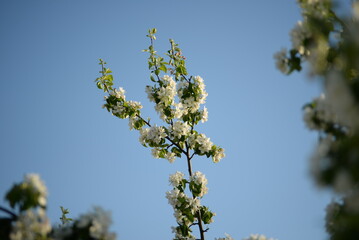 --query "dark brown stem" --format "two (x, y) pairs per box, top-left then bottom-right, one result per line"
(0, 206), (17, 220)
(136, 114), (206, 239)
(184, 143), (205, 240)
